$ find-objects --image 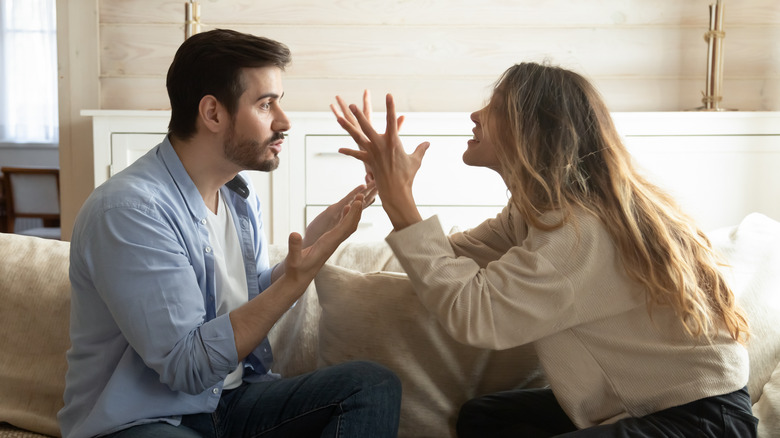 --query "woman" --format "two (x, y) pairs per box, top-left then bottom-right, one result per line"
(331, 62), (758, 437)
